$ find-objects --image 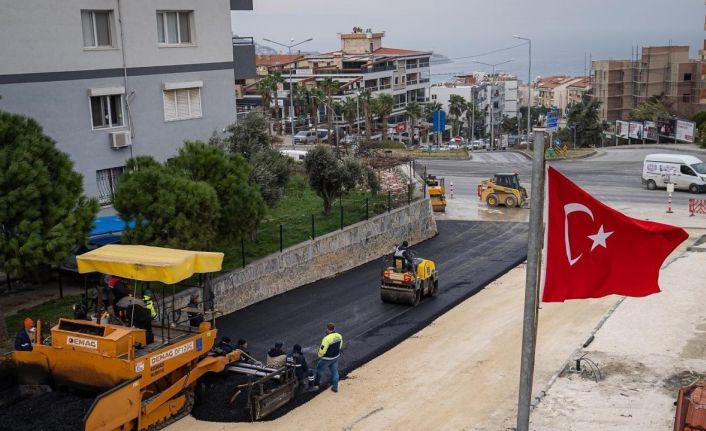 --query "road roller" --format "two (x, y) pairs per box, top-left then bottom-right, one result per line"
(380, 250), (438, 306)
